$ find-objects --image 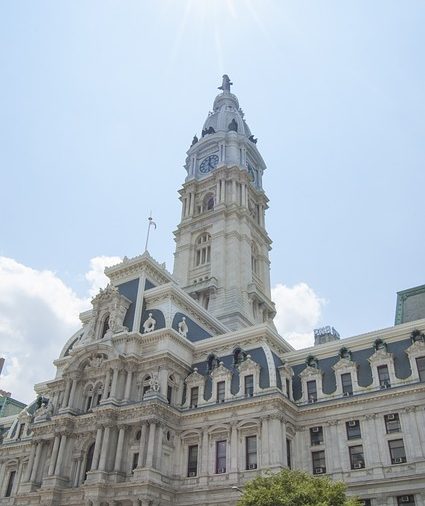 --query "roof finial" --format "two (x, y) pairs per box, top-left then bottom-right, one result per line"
(218, 74), (232, 92)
